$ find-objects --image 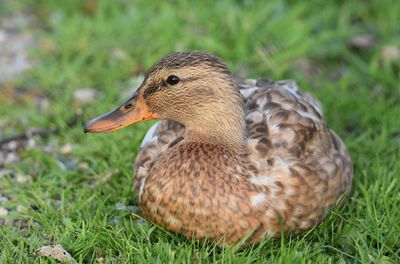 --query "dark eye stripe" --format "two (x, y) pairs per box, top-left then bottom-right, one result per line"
(142, 76), (200, 99)
(143, 83), (163, 98)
